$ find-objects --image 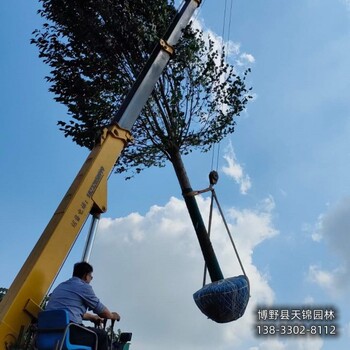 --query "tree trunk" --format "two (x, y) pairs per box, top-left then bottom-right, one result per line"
(170, 150), (224, 282)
